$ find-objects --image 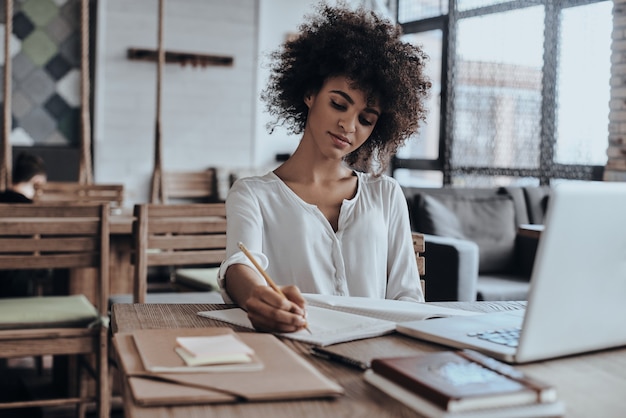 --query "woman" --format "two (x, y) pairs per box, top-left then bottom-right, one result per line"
(219, 3), (431, 332)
